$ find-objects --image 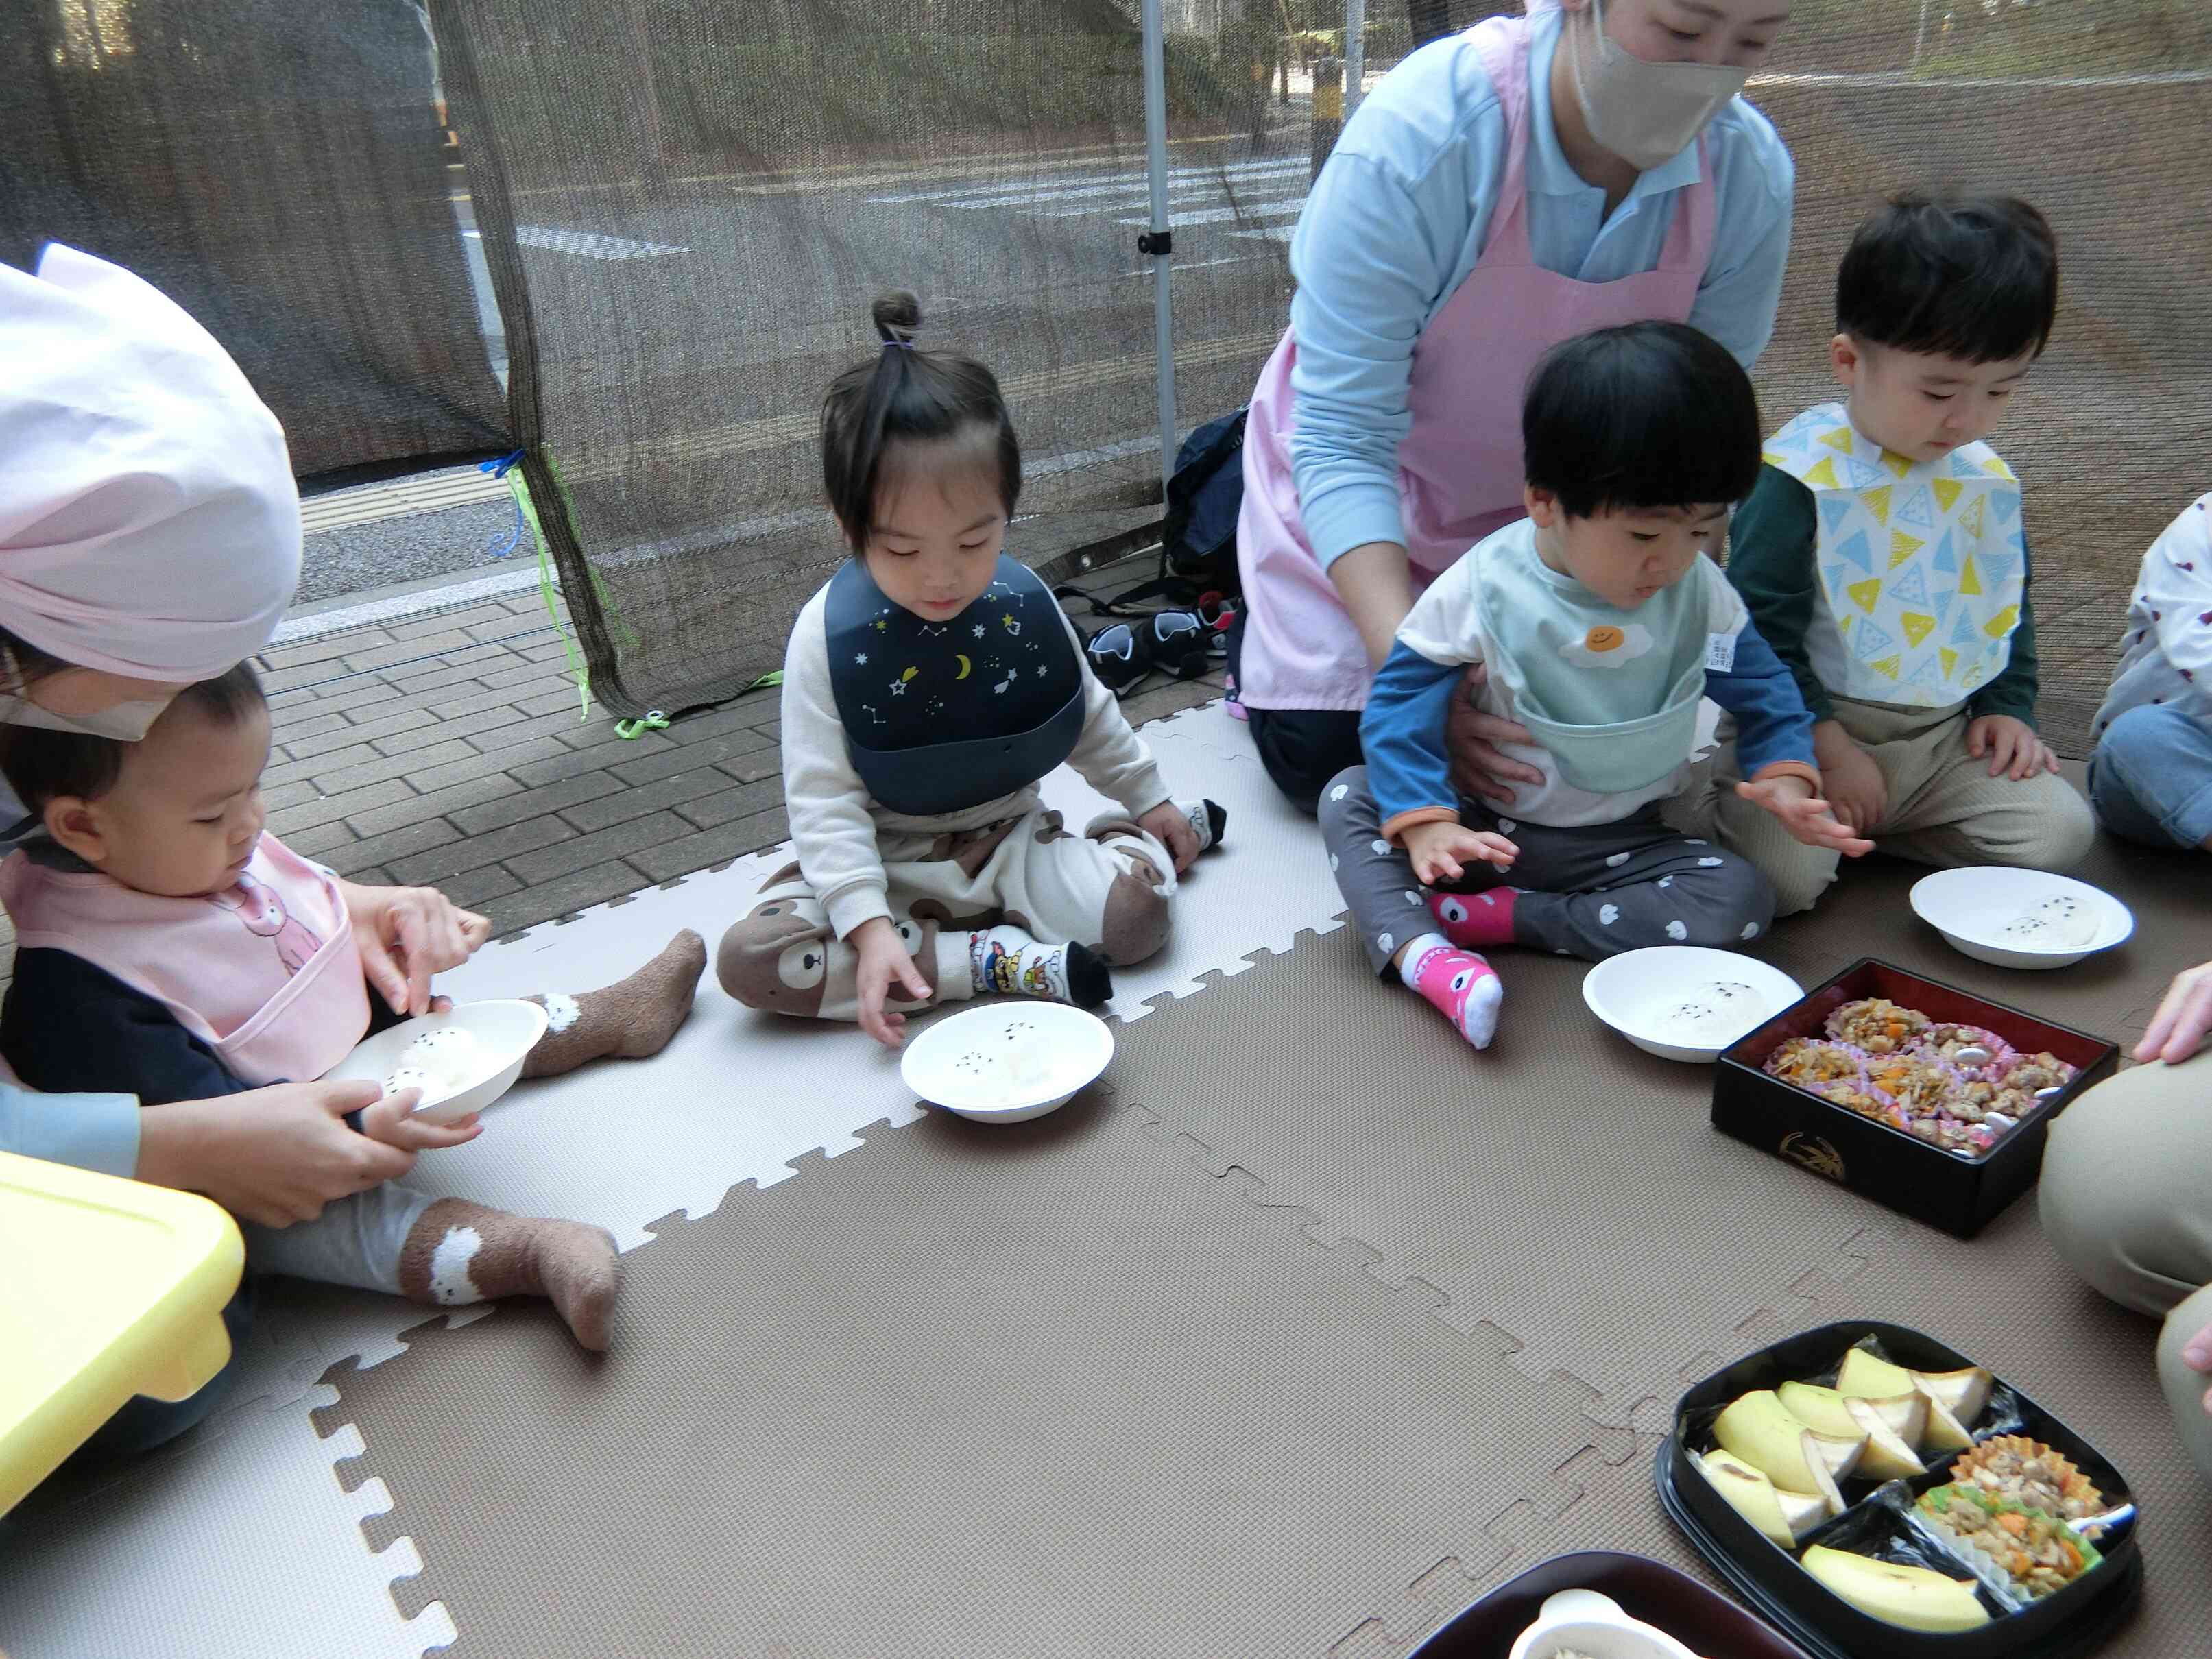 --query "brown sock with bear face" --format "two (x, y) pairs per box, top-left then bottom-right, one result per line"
(396, 1197), (622, 1351)
(520, 928), (707, 1078)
